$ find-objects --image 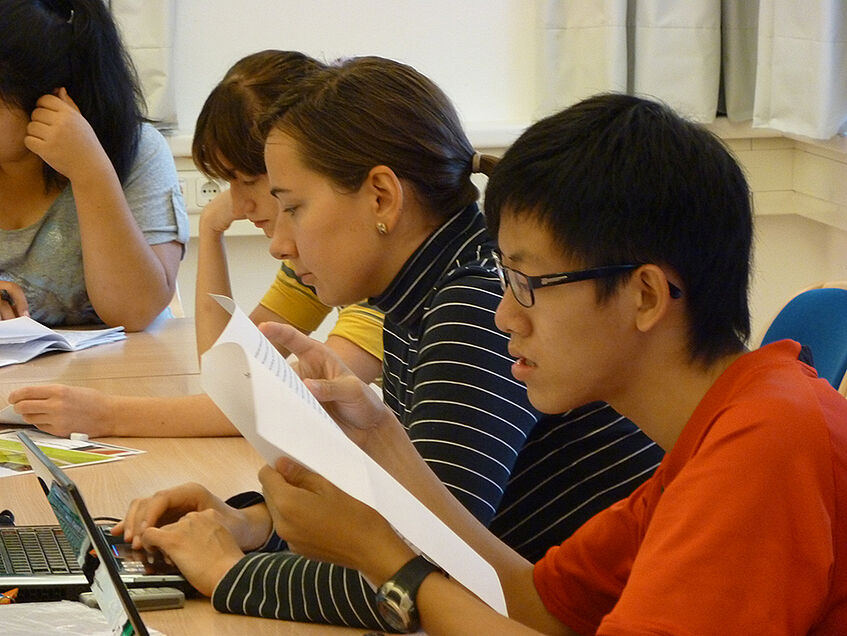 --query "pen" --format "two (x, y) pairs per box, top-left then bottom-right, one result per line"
(0, 289), (18, 317)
